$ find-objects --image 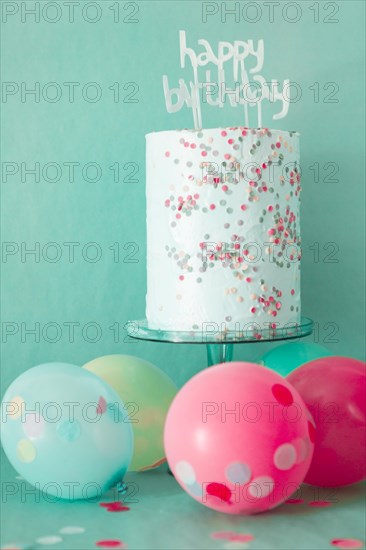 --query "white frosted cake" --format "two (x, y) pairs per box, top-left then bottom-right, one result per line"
(146, 127), (301, 332)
